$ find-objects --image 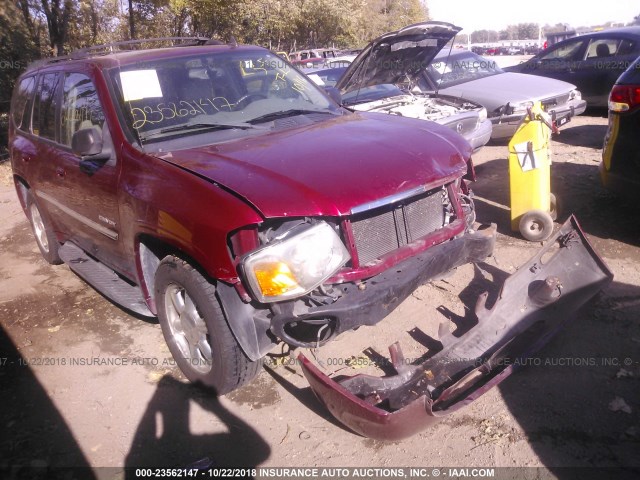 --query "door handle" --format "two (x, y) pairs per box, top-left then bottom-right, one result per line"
(56, 167), (66, 178)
